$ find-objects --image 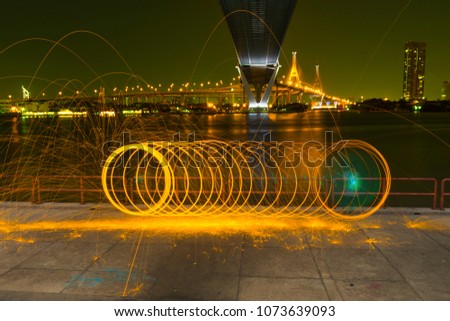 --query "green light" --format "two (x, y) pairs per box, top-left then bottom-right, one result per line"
(345, 171), (360, 192)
